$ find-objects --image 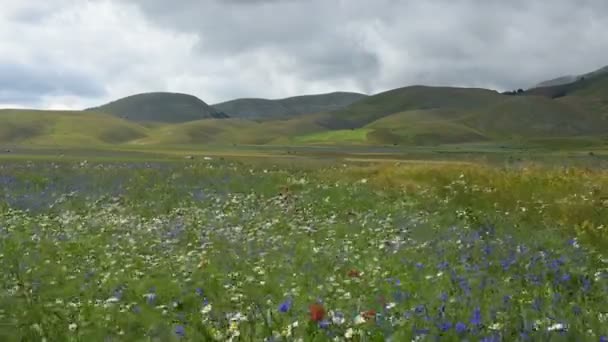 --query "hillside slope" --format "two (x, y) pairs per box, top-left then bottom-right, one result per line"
(0, 109), (149, 145)
(313, 86), (505, 129)
(88, 92), (228, 123)
(212, 92), (367, 120)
